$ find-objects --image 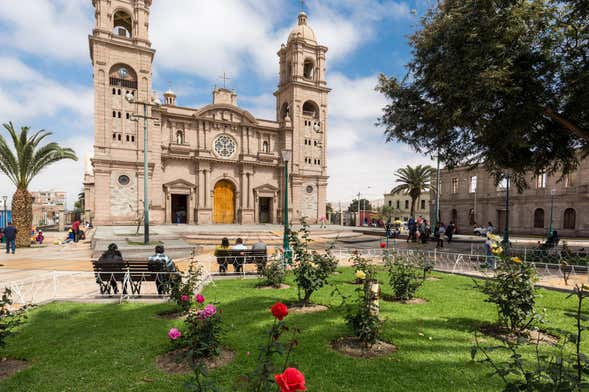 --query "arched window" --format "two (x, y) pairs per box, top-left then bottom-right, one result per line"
(109, 64), (137, 89)
(286, 62), (292, 81)
(176, 130), (184, 145)
(533, 208), (544, 228)
(113, 10), (133, 38)
(262, 141), (269, 153)
(451, 209), (458, 223)
(302, 100), (319, 119)
(563, 208), (576, 229)
(303, 59), (315, 79)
